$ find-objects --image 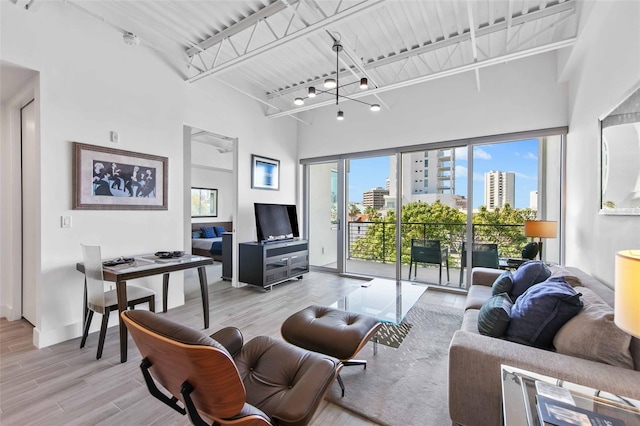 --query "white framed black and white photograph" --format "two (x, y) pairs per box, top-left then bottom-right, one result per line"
(251, 154), (279, 190)
(73, 142), (168, 210)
